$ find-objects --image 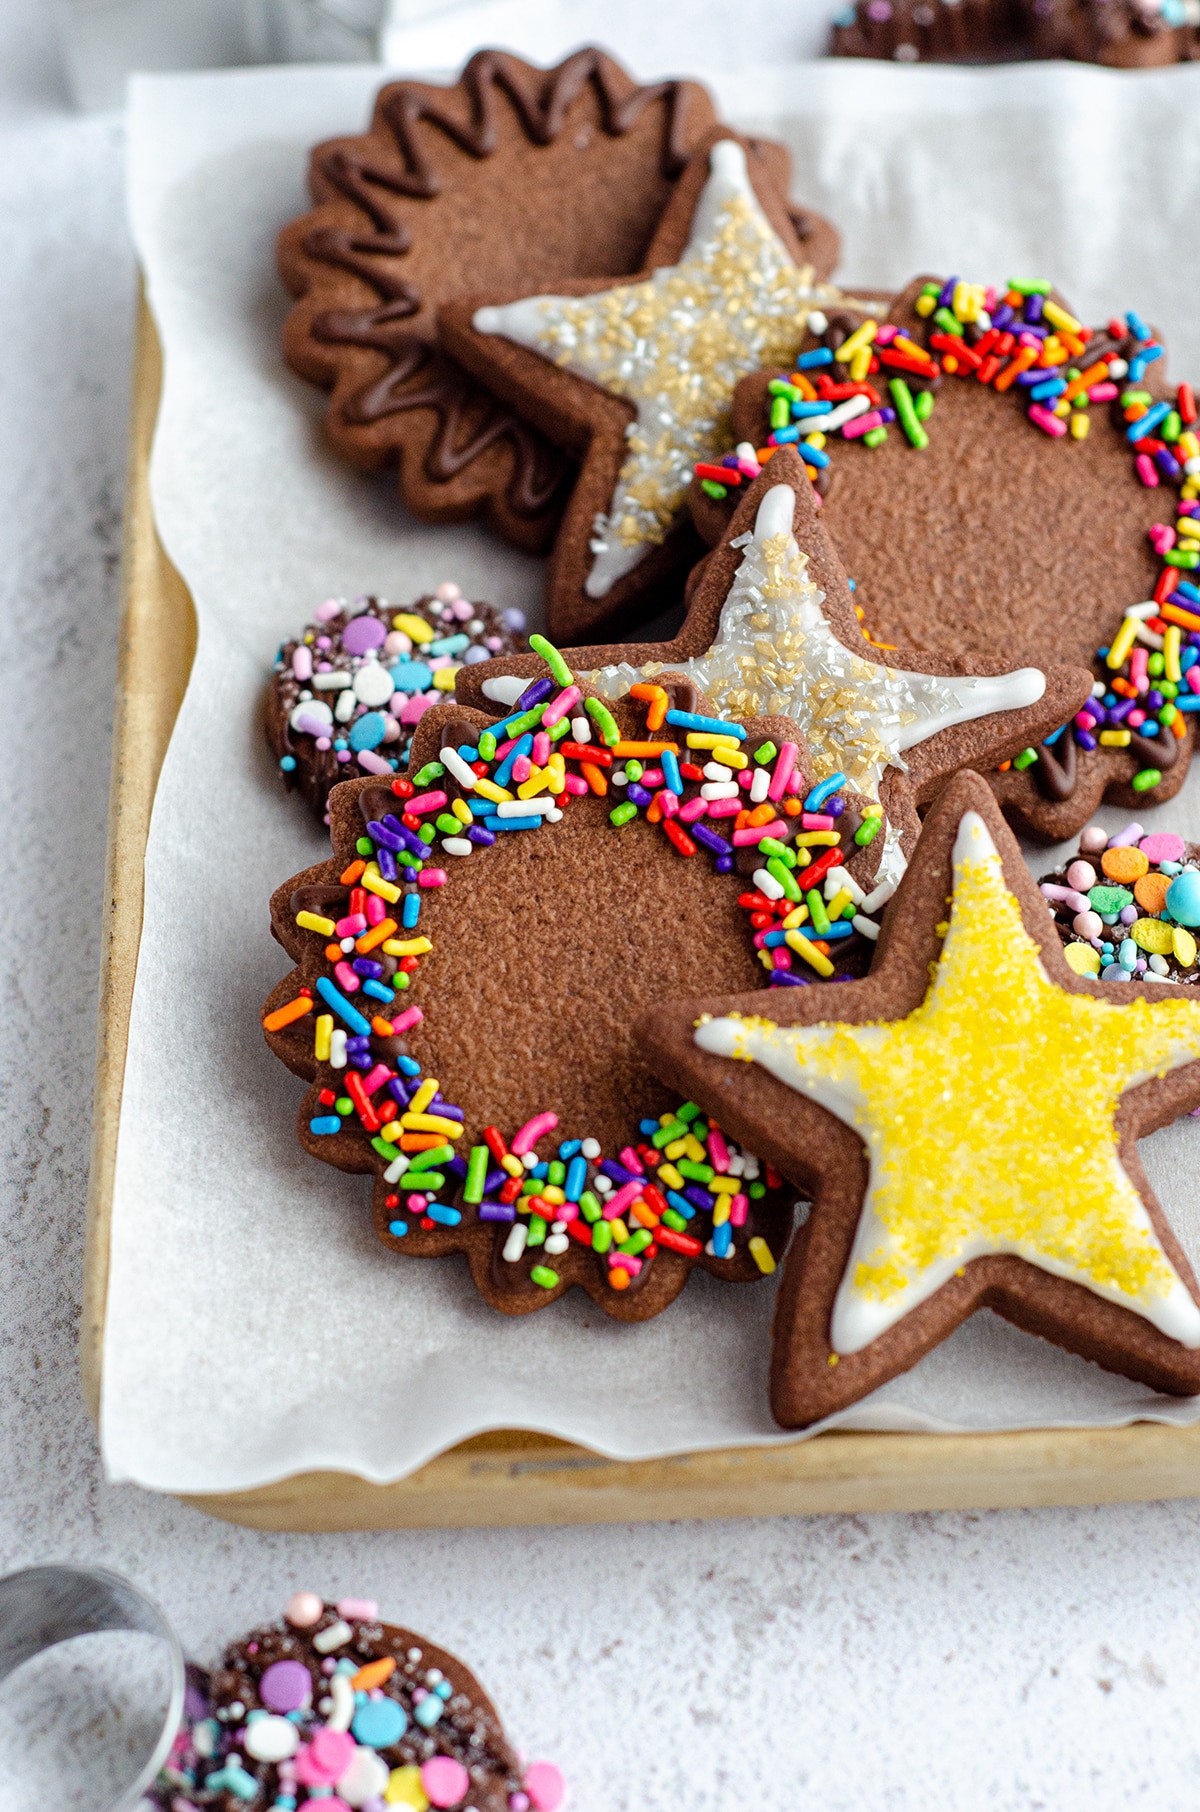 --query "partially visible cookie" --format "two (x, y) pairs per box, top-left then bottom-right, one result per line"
(439, 130), (848, 644)
(268, 584), (526, 823)
(828, 0), (1192, 67)
(261, 640), (893, 1320)
(1037, 817), (1200, 985)
(278, 47), (726, 553)
(638, 770), (1200, 1429)
(153, 1591), (563, 1811)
